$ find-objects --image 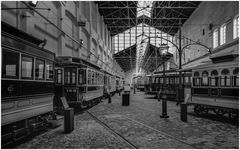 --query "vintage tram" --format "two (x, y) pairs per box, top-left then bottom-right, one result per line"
(188, 54), (239, 119)
(144, 69), (192, 102)
(1, 22), (124, 147)
(1, 22), (55, 146)
(55, 56), (104, 108)
(136, 76), (147, 91)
